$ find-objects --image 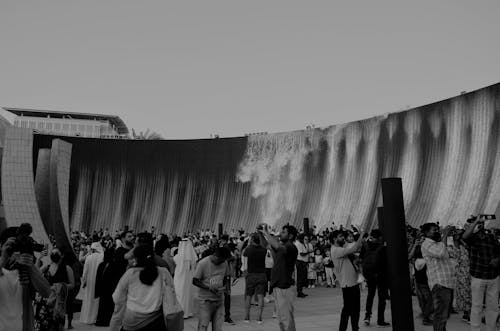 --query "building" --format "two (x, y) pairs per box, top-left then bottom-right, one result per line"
(2, 107), (129, 139)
